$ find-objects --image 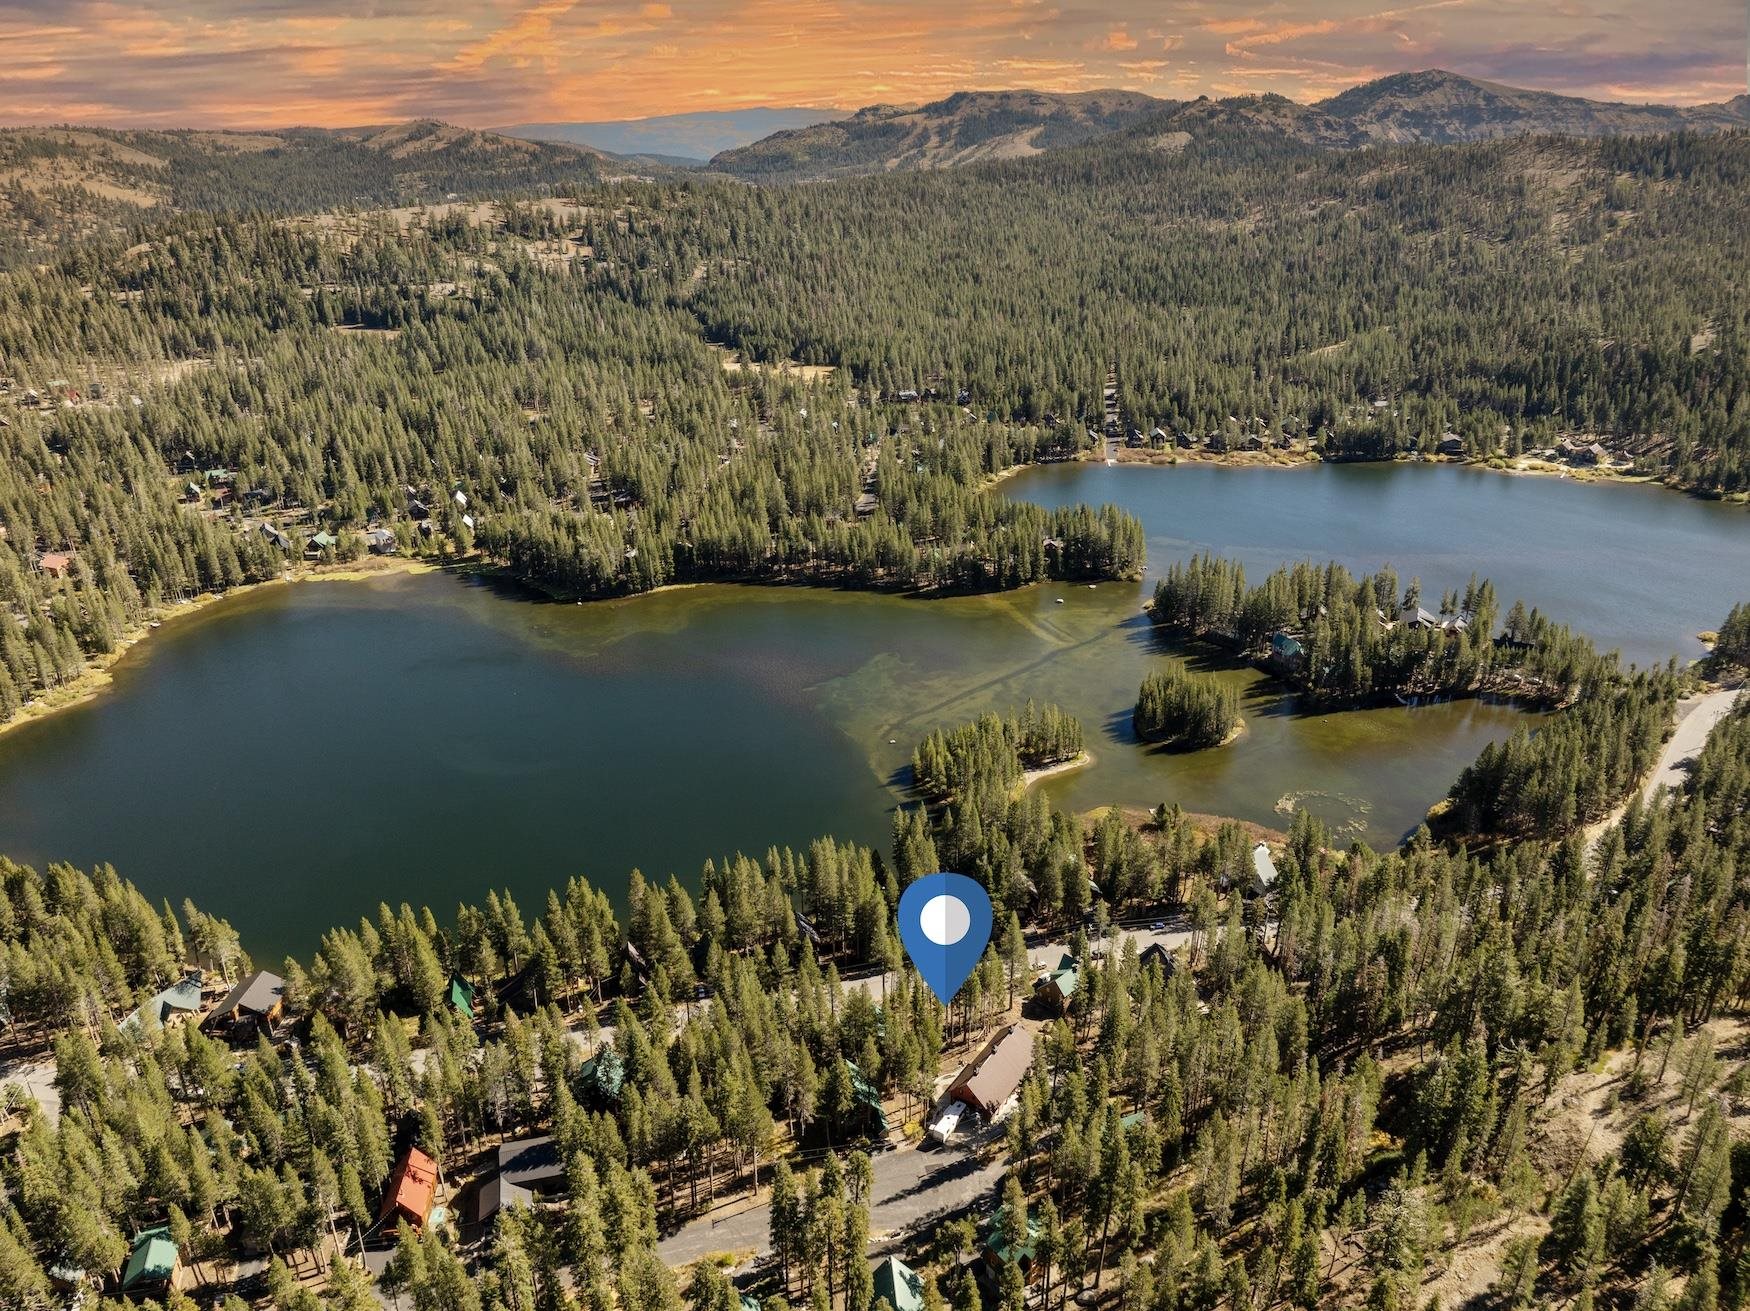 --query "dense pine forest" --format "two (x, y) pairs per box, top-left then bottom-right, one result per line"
(1, 107), (1749, 1309)
(0, 636), (1747, 1309)
(3, 125), (1749, 723)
